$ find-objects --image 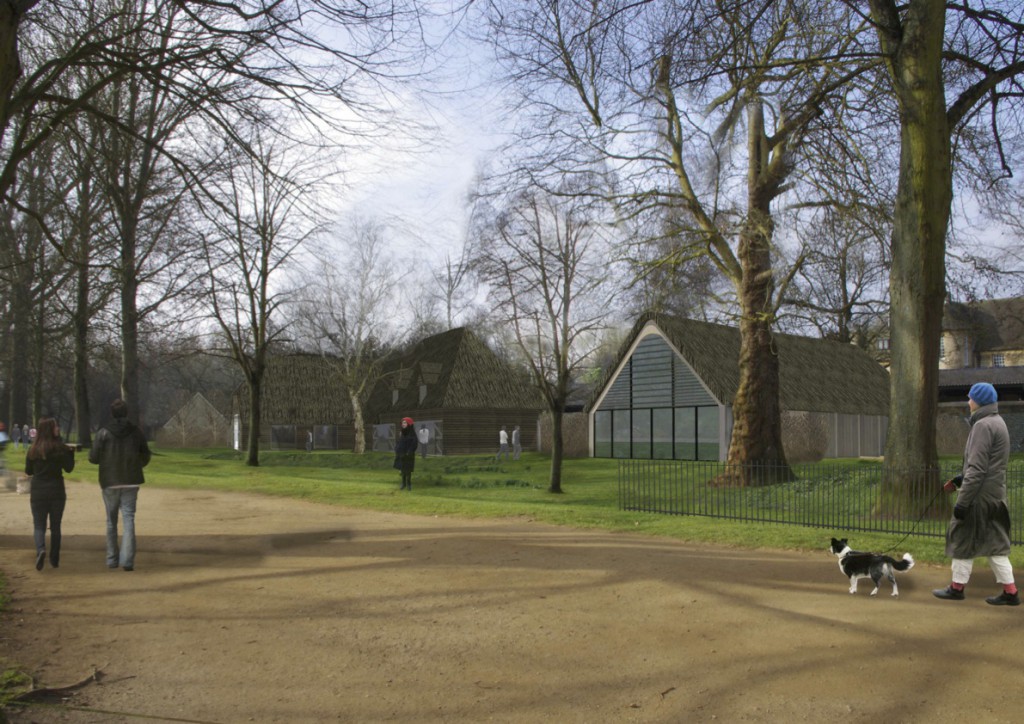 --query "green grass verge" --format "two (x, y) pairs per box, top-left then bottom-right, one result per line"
(32, 446), (988, 566)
